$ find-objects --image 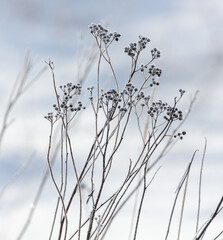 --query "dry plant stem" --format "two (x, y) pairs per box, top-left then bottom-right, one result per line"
(65, 130), (83, 240)
(130, 129), (160, 177)
(104, 45), (119, 93)
(17, 139), (61, 240)
(69, 185), (129, 239)
(128, 54), (154, 84)
(0, 51), (45, 150)
(194, 196), (223, 240)
(196, 138), (207, 233)
(72, 91), (192, 237)
(132, 114), (173, 174)
(46, 61), (60, 108)
(55, 126), (83, 240)
(60, 125), (66, 224)
(94, 48), (104, 157)
(135, 108), (145, 142)
(98, 138), (158, 236)
(40, 54), (95, 238)
(98, 109), (132, 175)
(76, 41), (97, 84)
(98, 118), (174, 238)
(147, 91), (198, 172)
(47, 123), (68, 239)
(19, 125), (66, 240)
(47, 60), (83, 240)
(96, 42), (102, 99)
(135, 57), (155, 73)
(87, 47), (105, 210)
(133, 167), (161, 240)
(47, 26), (198, 240)
(177, 165), (190, 240)
(68, 217), (92, 240)
(128, 52), (140, 83)
(70, 114), (127, 217)
(0, 62), (29, 148)
(104, 115), (122, 179)
(49, 125), (66, 240)
(16, 47), (92, 239)
(129, 115), (149, 238)
(49, 199), (60, 240)
(213, 230), (223, 240)
(86, 110), (129, 239)
(129, 86), (155, 239)
(0, 152), (35, 199)
(60, 128), (107, 232)
(100, 94), (197, 240)
(95, 38), (119, 93)
(0, 52), (46, 239)
(70, 109), (133, 239)
(100, 166), (158, 240)
(61, 124), (67, 219)
(165, 151), (197, 240)
(56, 115), (83, 240)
